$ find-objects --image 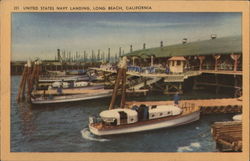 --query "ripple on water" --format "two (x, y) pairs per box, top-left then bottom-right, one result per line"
(81, 128), (110, 142)
(177, 142), (201, 152)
